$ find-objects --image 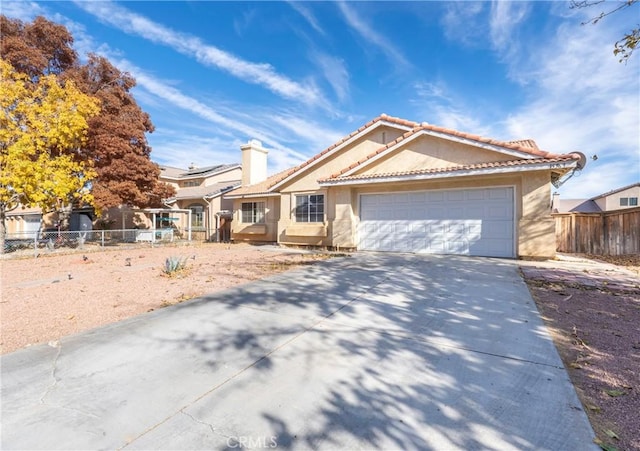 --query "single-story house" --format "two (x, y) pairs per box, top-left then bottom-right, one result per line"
(552, 182), (640, 213)
(226, 114), (586, 258)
